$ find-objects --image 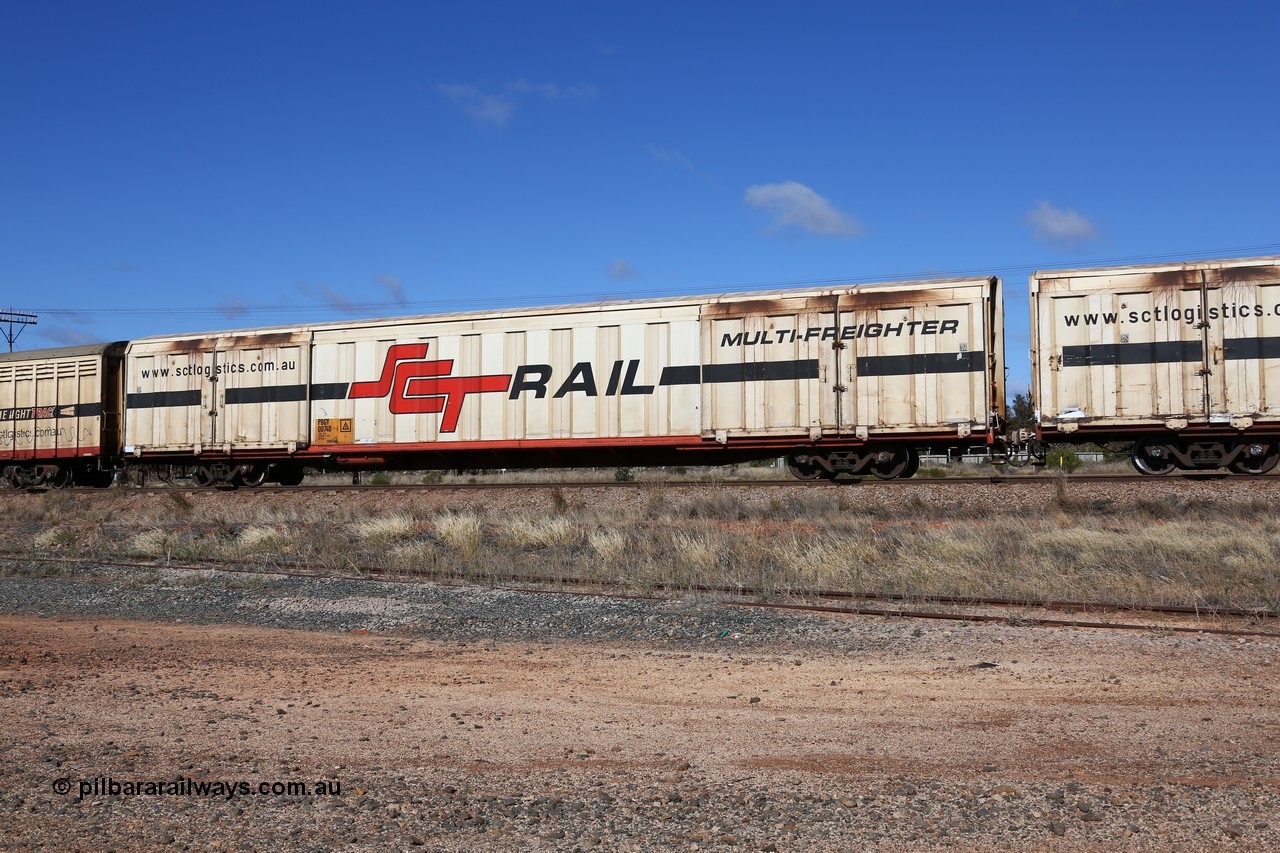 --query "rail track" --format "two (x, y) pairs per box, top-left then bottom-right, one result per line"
(0, 470), (1273, 496)
(5, 552), (1276, 639)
